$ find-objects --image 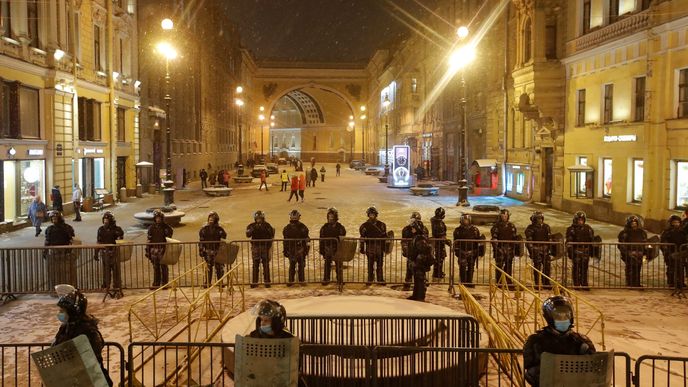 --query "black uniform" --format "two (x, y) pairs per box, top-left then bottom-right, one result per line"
(146, 222), (174, 287)
(51, 186), (63, 212)
(283, 221), (310, 284)
(408, 235), (434, 301)
(453, 224), (483, 286)
(45, 221), (76, 290)
(618, 227), (648, 287)
(97, 223), (125, 291)
(490, 220), (519, 285)
(525, 223), (553, 286)
(319, 222), (347, 284)
(199, 223), (227, 286)
(246, 221), (276, 286)
(402, 221), (429, 286)
(523, 327), (596, 386)
(430, 216), (450, 279)
(565, 224), (595, 287)
(660, 226), (688, 287)
(53, 317), (113, 386)
(359, 219), (388, 284)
